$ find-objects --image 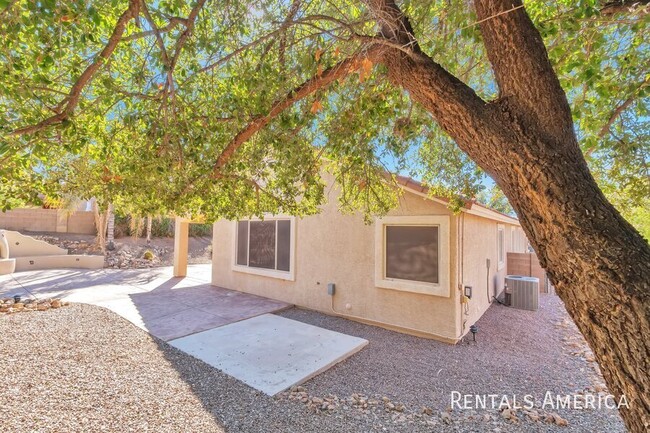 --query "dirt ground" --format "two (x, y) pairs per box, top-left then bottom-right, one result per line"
(30, 231), (212, 268)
